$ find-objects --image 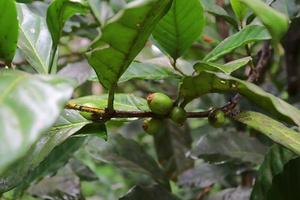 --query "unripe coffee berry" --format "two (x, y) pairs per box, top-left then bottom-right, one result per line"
(143, 118), (162, 135)
(170, 107), (187, 125)
(147, 93), (173, 115)
(208, 109), (225, 128)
